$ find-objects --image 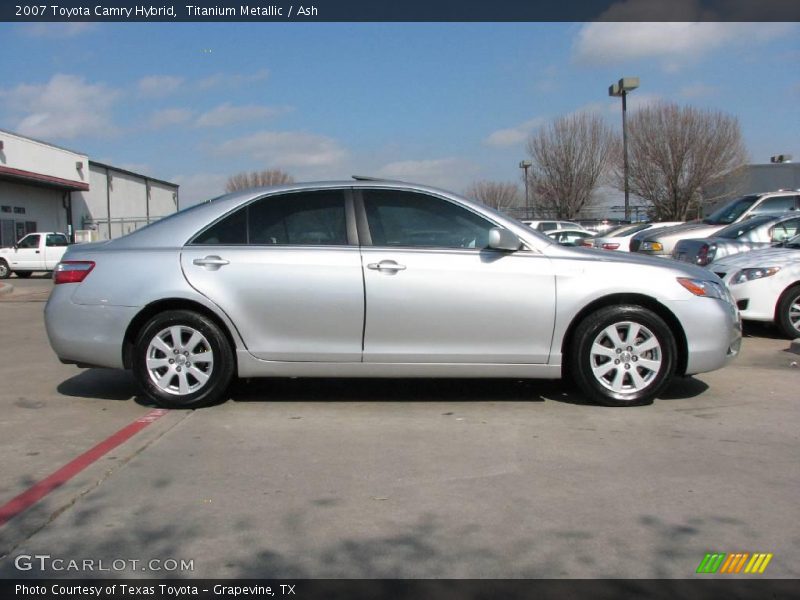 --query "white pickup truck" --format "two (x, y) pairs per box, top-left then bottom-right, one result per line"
(0, 232), (70, 279)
